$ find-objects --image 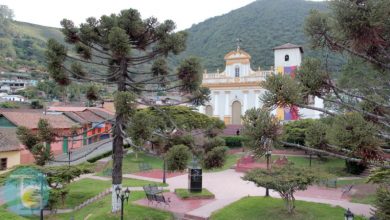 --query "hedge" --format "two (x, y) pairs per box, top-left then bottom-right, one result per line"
(223, 136), (247, 148)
